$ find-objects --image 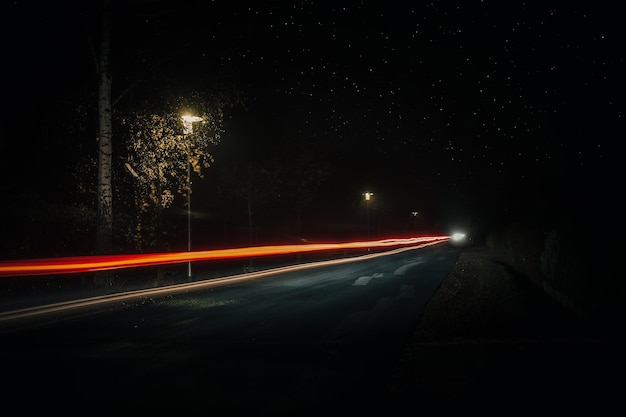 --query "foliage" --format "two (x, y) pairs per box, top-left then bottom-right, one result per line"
(119, 109), (217, 250)
(0, 194), (97, 259)
(116, 83), (243, 252)
(221, 160), (282, 203)
(216, 135), (332, 244)
(279, 146), (332, 213)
